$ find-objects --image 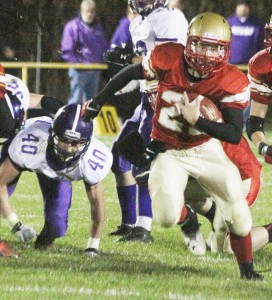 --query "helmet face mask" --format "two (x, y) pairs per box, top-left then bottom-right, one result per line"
(128, 0), (167, 16)
(52, 133), (90, 164)
(264, 15), (272, 54)
(47, 104), (93, 170)
(184, 12), (231, 76)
